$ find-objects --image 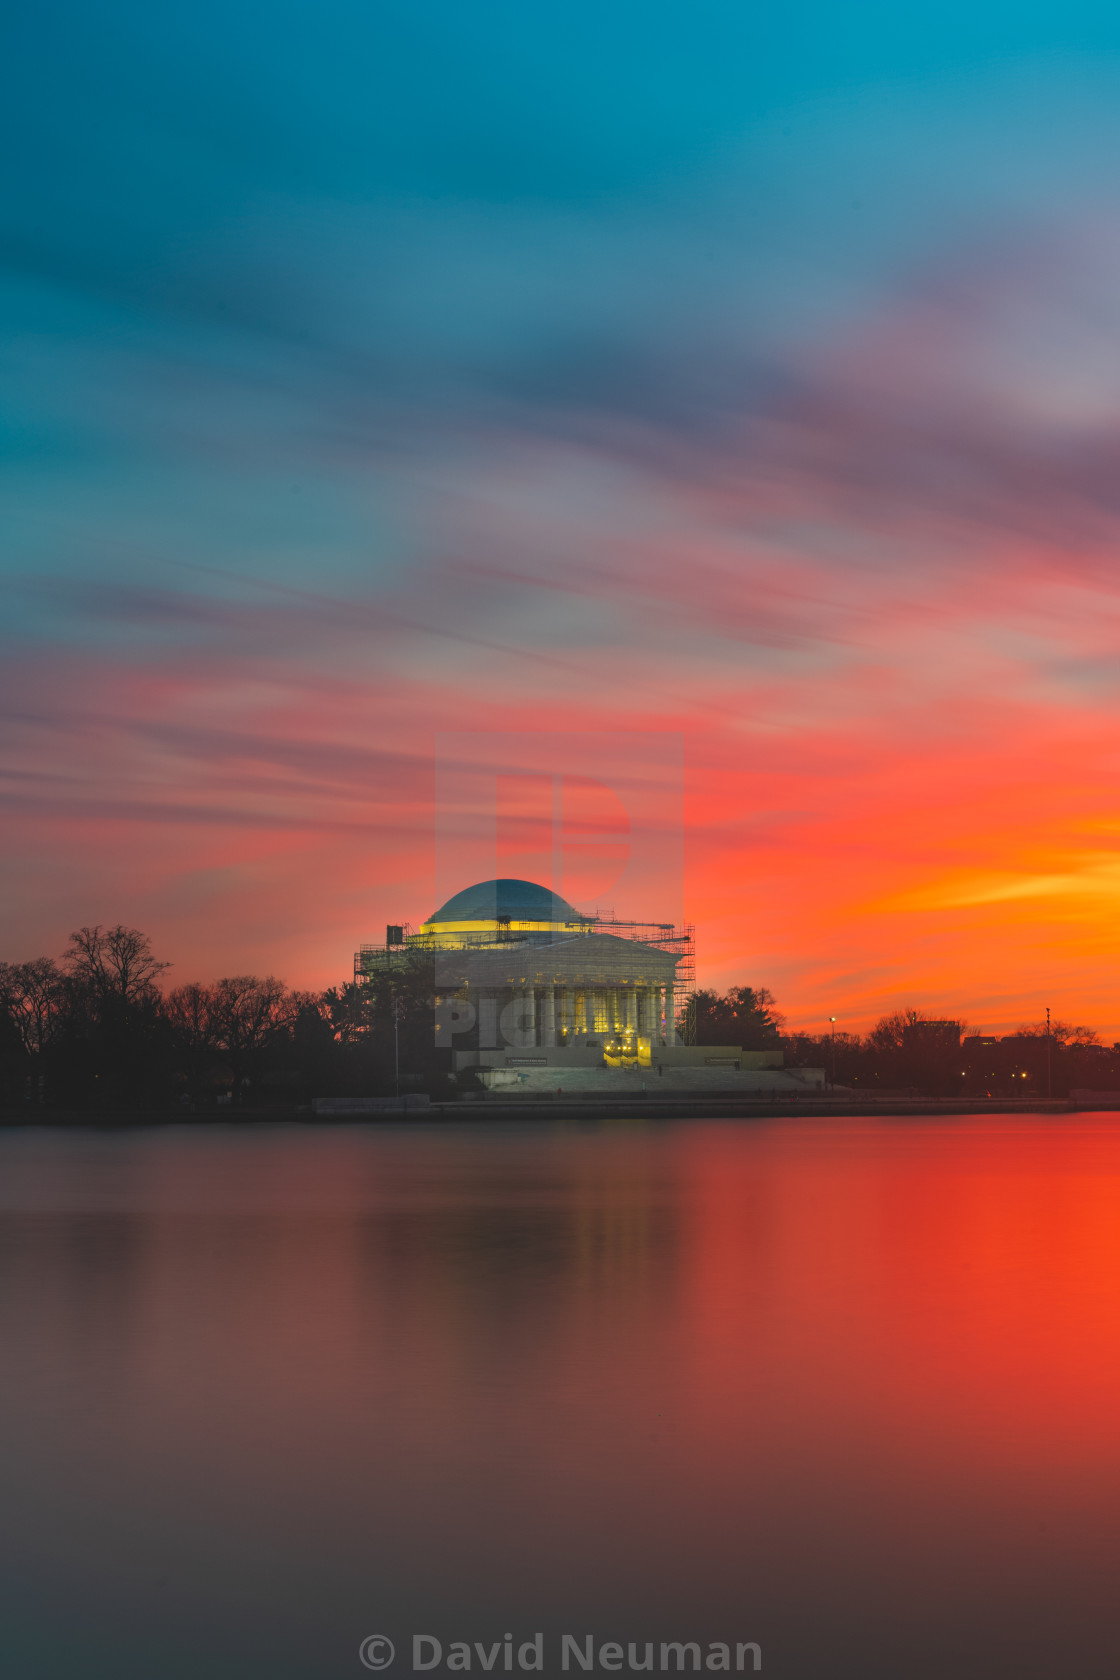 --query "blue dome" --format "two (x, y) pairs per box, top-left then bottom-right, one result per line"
(427, 878), (586, 924)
